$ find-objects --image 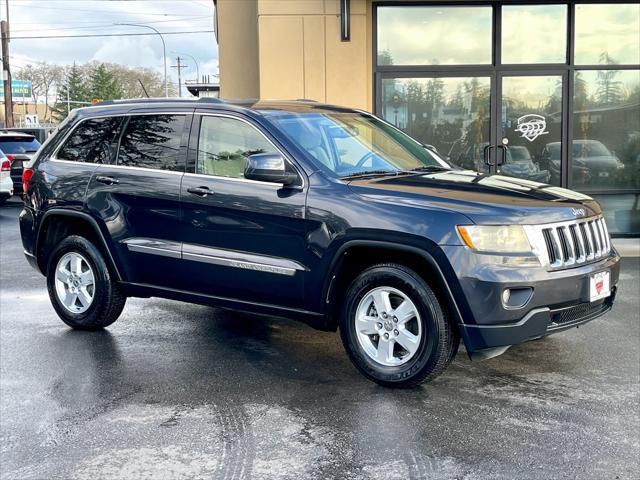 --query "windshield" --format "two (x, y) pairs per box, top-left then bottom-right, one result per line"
(510, 146), (531, 162)
(0, 137), (41, 154)
(265, 112), (450, 177)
